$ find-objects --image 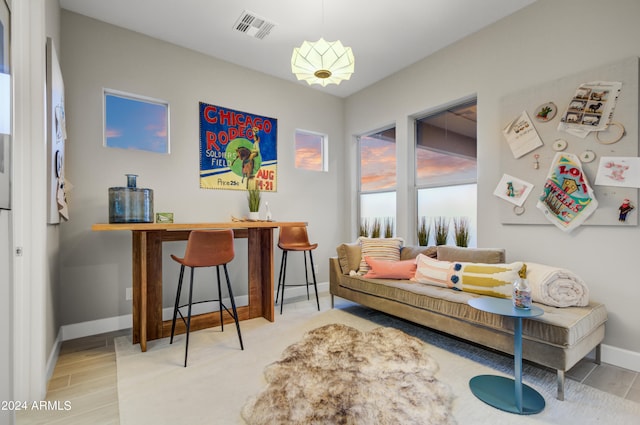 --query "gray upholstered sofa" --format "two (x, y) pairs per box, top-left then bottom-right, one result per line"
(329, 244), (607, 400)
